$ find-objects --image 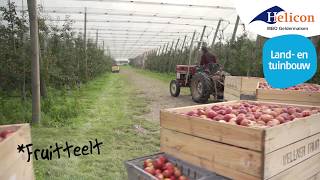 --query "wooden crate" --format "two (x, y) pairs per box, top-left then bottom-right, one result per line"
(224, 76), (264, 101)
(0, 123), (34, 180)
(160, 101), (320, 180)
(256, 83), (320, 106)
